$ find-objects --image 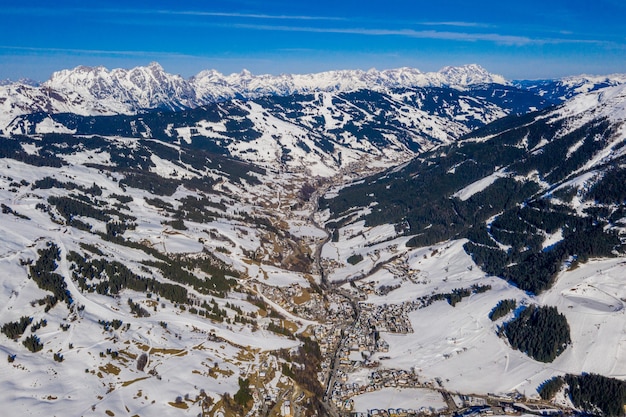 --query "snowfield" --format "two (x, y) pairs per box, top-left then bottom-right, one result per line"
(351, 388), (447, 413)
